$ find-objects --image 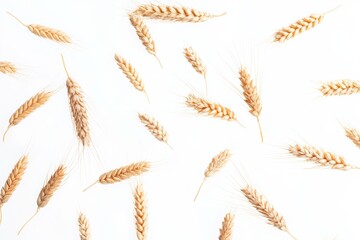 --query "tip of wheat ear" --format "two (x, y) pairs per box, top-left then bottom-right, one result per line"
(0, 62), (17, 75)
(218, 212), (234, 240)
(79, 213), (90, 240)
